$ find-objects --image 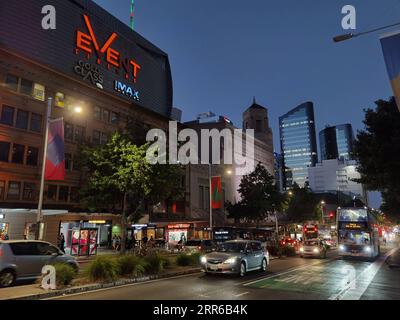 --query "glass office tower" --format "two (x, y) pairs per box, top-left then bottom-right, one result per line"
(319, 124), (354, 161)
(279, 102), (318, 189)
